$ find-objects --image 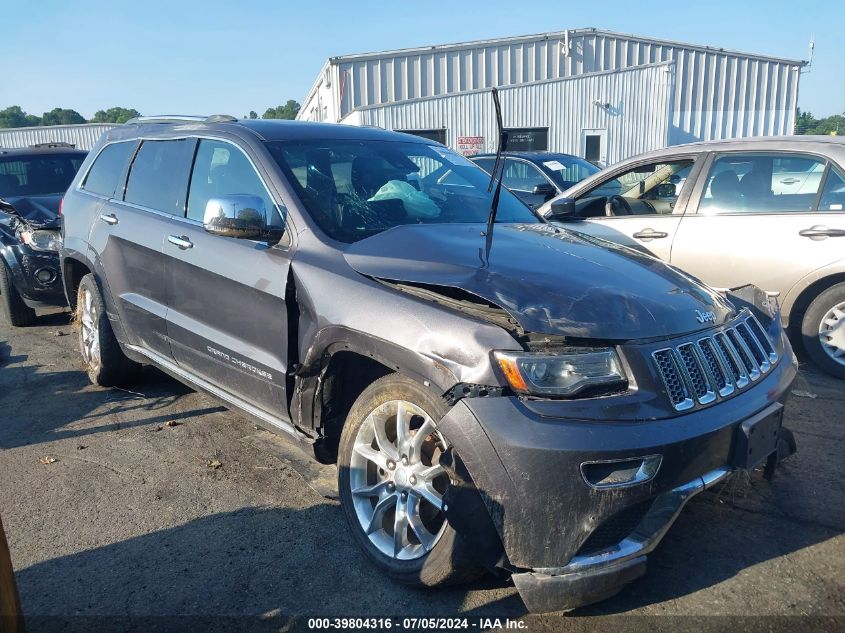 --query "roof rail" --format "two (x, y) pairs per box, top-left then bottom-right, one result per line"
(124, 114), (238, 125)
(30, 142), (77, 149)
